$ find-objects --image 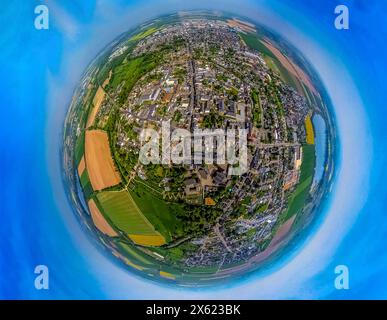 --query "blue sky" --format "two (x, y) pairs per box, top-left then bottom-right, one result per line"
(1, 0), (386, 299)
